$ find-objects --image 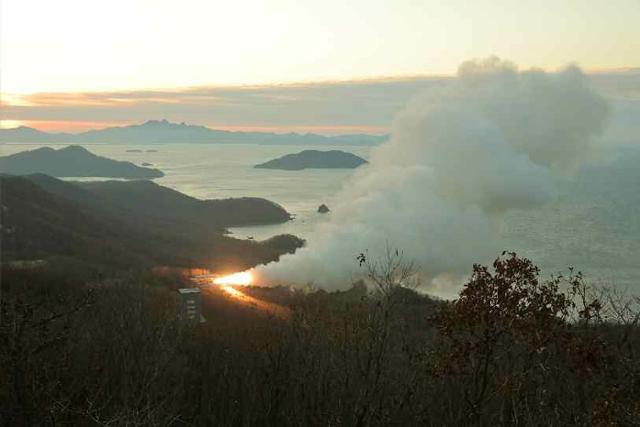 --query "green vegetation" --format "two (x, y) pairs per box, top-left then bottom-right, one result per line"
(1, 252), (639, 425)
